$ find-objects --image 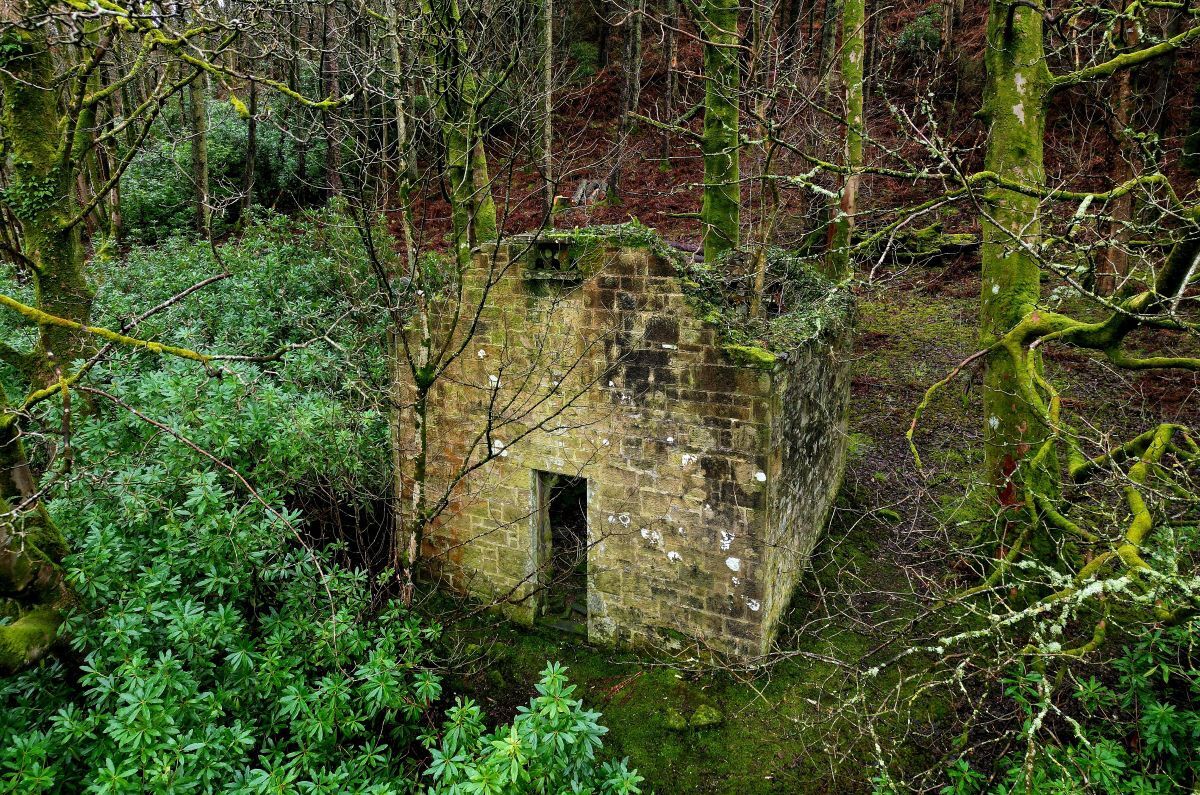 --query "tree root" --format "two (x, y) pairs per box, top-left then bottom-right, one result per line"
(0, 607), (62, 675)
